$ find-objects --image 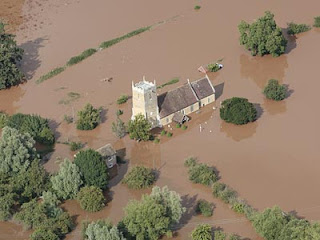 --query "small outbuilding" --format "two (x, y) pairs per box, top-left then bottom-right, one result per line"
(96, 144), (117, 168)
